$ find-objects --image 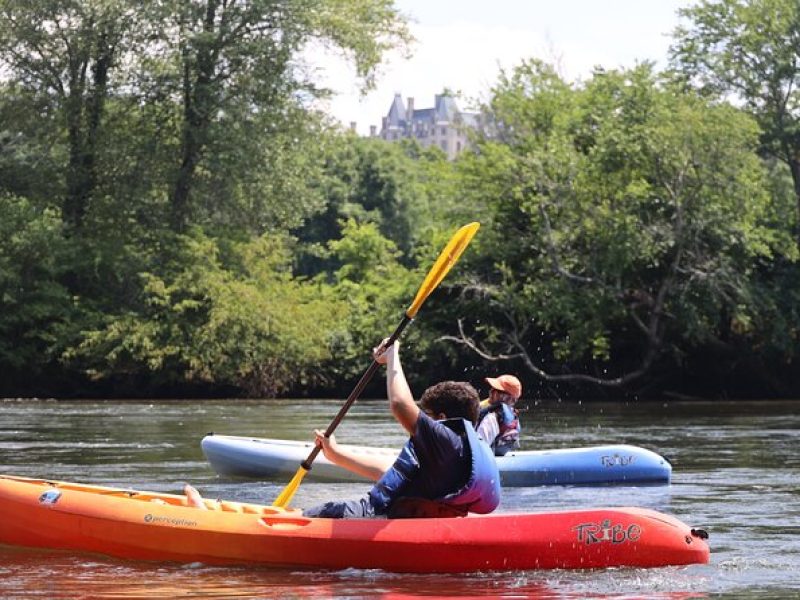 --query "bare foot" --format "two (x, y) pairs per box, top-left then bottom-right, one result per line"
(183, 484), (208, 510)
